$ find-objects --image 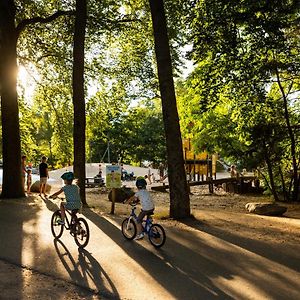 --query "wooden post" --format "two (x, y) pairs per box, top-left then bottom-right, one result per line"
(208, 176), (214, 194)
(110, 188), (116, 214)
